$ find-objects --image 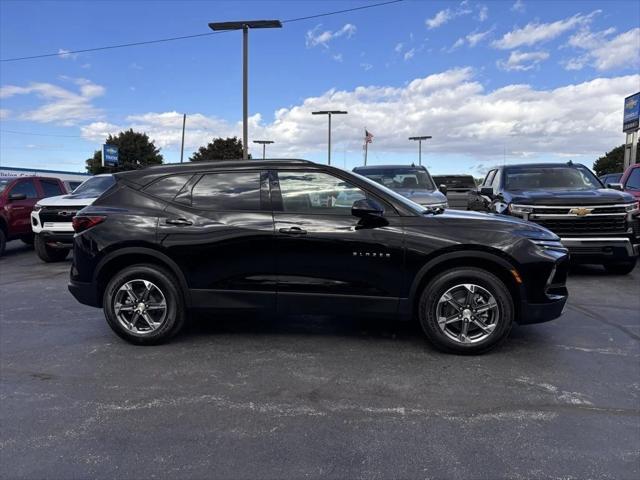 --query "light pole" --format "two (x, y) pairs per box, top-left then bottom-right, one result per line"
(312, 110), (348, 165)
(209, 20), (282, 160)
(253, 140), (274, 160)
(408, 136), (432, 166)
